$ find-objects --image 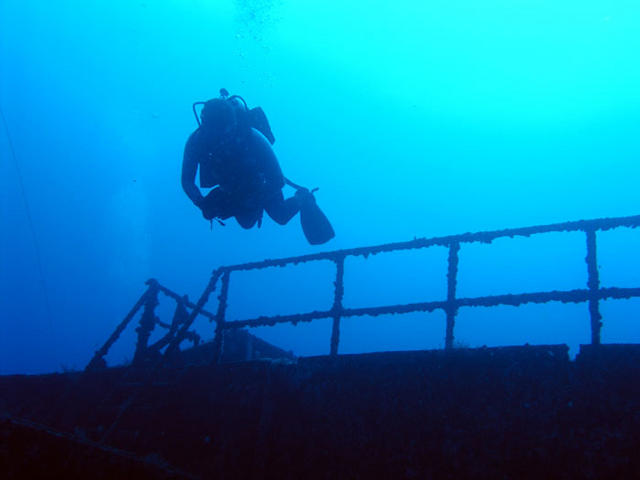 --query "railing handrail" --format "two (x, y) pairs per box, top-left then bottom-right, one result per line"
(210, 213), (640, 358)
(216, 214), (640, 273)
(87, 213), (640, 371)
(217, 287), (640, 329)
